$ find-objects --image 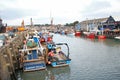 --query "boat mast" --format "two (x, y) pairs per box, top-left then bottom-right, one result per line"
(101, 22), (103, 35)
